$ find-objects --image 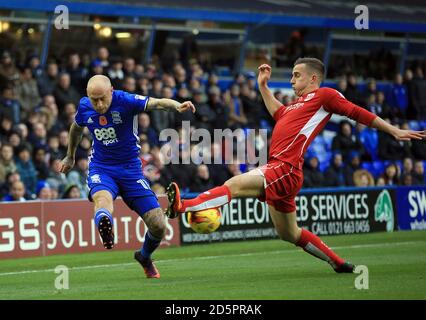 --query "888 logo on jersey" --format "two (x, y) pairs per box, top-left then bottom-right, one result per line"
(94, 127), (119, 146)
